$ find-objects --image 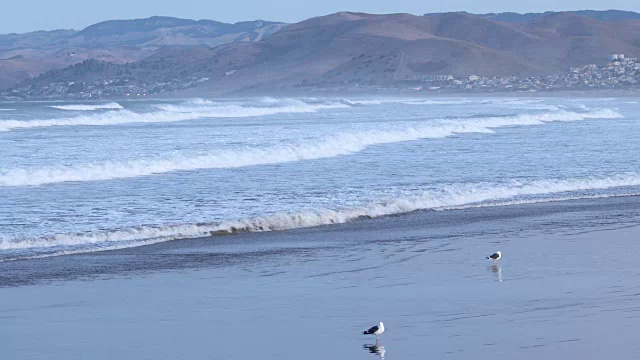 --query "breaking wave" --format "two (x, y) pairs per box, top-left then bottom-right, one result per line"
(50, 102), (124, 111)
(338, 98), (560, 111)
(0, 99), (348, 131)
(0, 97), (565, 132)
(402, 99), (485, 105)
(338, 98), (547, 107)
(155, 98), (348, 114)
(2, 173), (640, 259)
(0, 108), (622, 186)
(0, 109), (199, 131)
(339, 99), (388, 106)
